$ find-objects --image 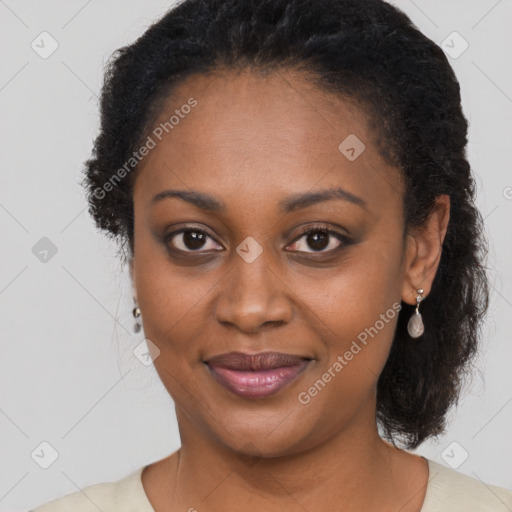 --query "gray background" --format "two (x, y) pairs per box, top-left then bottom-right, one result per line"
(1, 0), (511, 510)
